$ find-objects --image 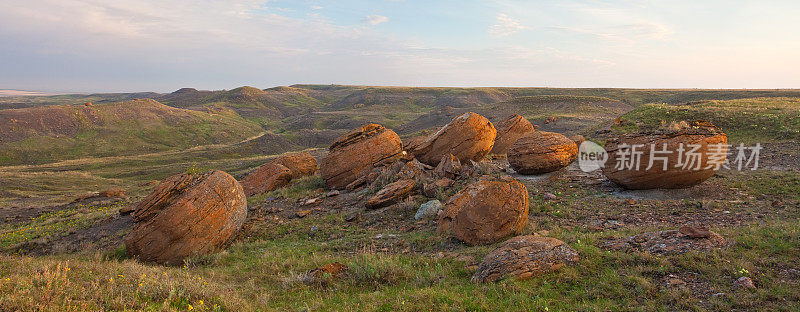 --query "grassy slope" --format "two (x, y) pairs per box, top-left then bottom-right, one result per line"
(0, 100), (263, 166)
(1, 169), (798, 311)
(613, 97), (800, 143)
